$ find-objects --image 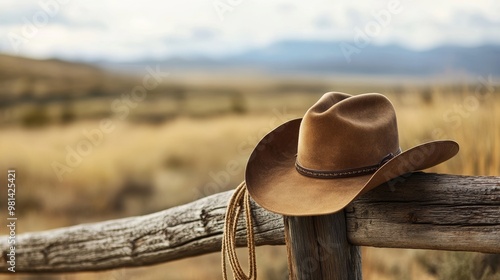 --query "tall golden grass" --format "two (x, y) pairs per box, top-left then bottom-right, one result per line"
(0, 79), (498, 279)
